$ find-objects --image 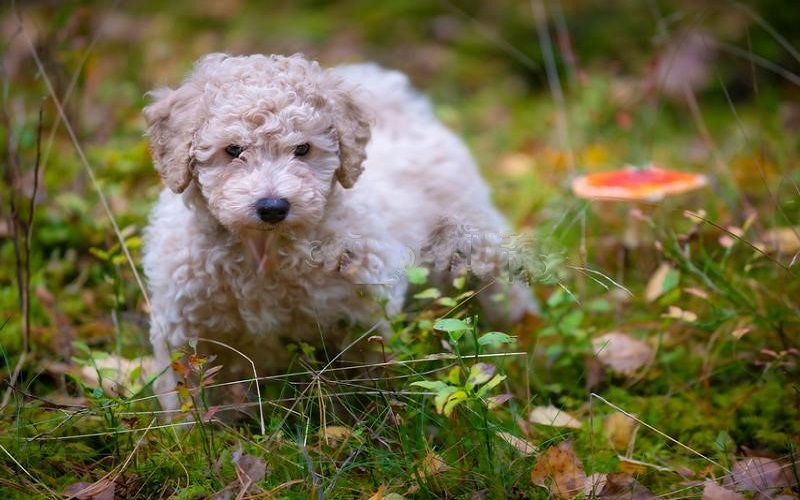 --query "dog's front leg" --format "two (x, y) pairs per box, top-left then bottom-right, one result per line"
(151, 337), (181, 416)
